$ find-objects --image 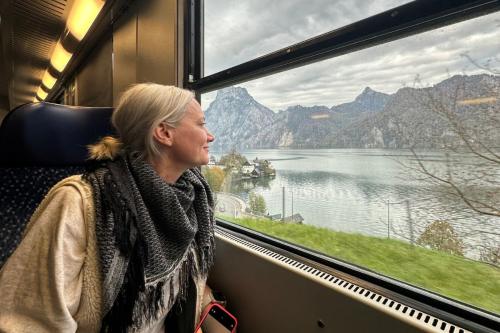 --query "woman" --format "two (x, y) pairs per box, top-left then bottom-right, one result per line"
(0, 84), (216, 332)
